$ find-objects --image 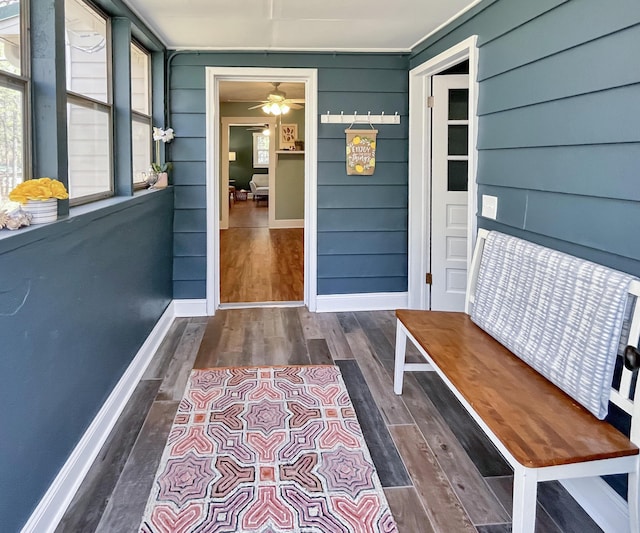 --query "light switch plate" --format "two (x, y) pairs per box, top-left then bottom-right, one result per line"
(482, 194), (498, 220)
